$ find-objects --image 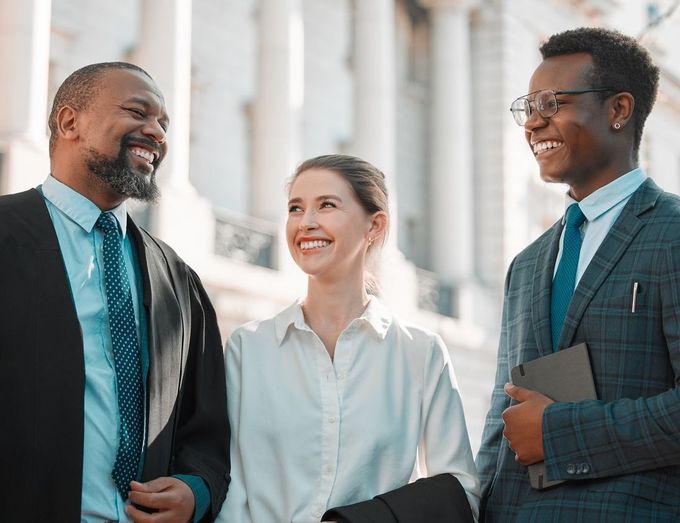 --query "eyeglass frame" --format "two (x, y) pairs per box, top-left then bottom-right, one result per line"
(510, 87), (617, 126)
